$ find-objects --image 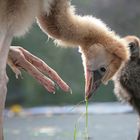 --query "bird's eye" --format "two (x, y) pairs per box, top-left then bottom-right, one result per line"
(128, 42), (135, 50)
(100, 67), (106, 73)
